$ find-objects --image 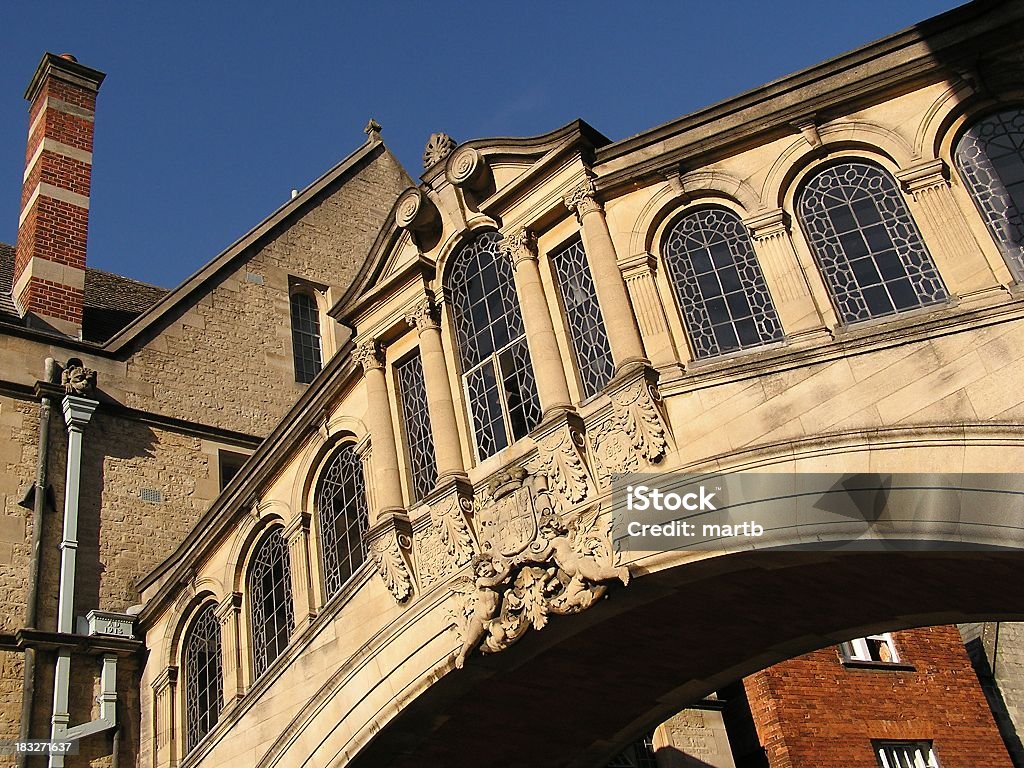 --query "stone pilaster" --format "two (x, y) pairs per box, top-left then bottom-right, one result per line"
(564, 178), (648, 372)
(404, 296), (466, 482)
(283, 512), (316, 631)
(499, 228), (573, 415)
(619, 252), (683, 370)
(897, 159), (1006, 298)
(215, 593), (244, 707)
(353, 340), (405, 522)
(744, 208), (834, 337)
(152, 666), (178, 768)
